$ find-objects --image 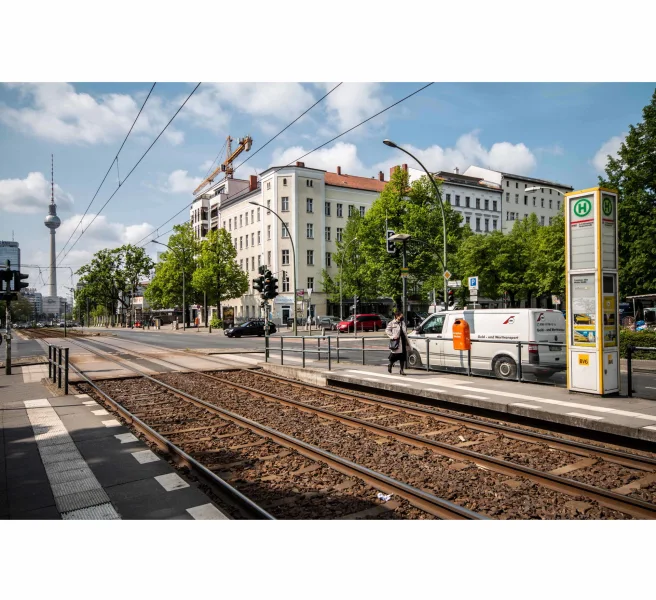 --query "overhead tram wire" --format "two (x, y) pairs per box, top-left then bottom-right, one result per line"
(136, 83), (433, 248)
(132, 83), (344, 249)
(58, 83), (202, 266)
(56, 83), (157, 262)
